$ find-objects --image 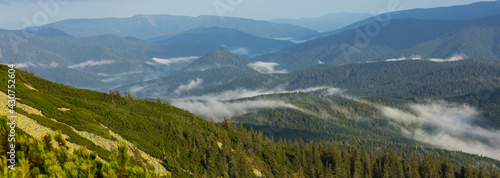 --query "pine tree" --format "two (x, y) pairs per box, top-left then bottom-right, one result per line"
(489, 167), (500, 178)
(404, 149), (420, 178)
